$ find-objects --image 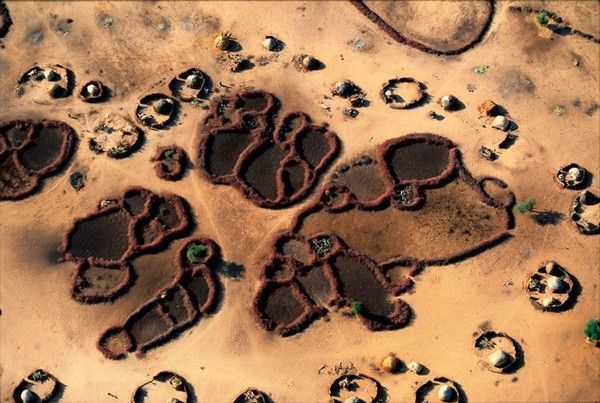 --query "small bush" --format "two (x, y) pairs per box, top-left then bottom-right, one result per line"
(351, 300), (362, 316)
(584, 319), (600, 342)
(163, 149), (175, 160)
(536, 12), (549, 26)
(516, 197), (536, 214)
(186, 243), (208, 264)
